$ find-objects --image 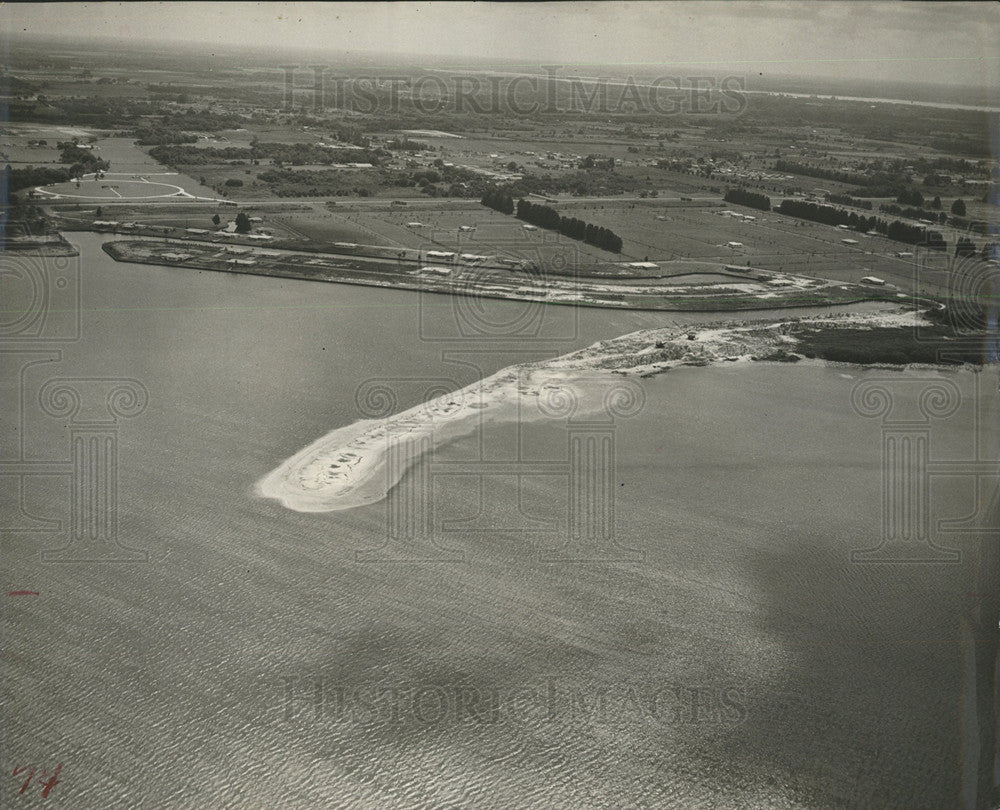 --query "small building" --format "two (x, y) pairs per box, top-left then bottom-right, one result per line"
(627, 262), (659, 270)
(522, 224), (538, 231)
(426, 250), (456, 260)
(186, 228), (209, 235)
(841, 238), (859, 245)
(727, 241), (744, 249)
(860, 276), (885, 286)
(422, 266), (452, 275)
